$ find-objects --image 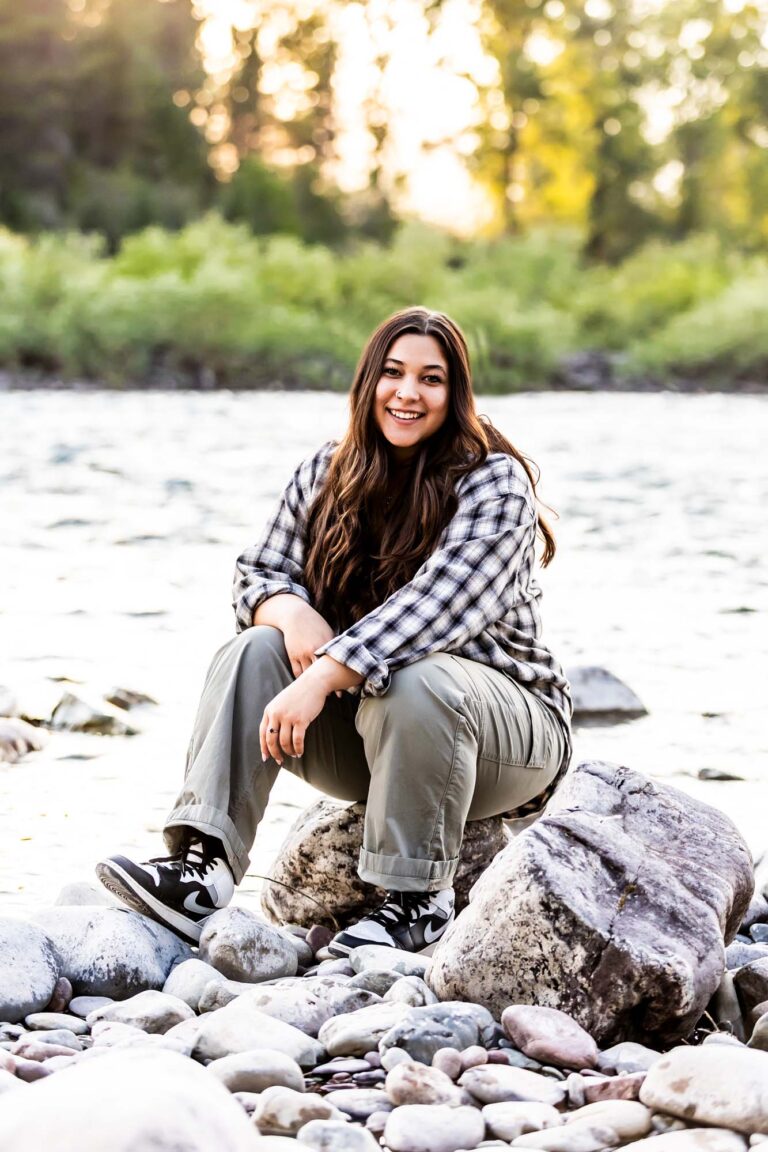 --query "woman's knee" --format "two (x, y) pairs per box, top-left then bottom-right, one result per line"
(358, 654), (470, 725)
